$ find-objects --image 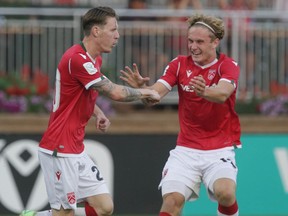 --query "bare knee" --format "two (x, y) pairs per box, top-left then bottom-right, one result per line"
(214, 188), (235, 205)
(95, 202), (114, 216)
(87, 194), (114, 216)
(161, 193), (185, 216)
(213, 179), (236, 206)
